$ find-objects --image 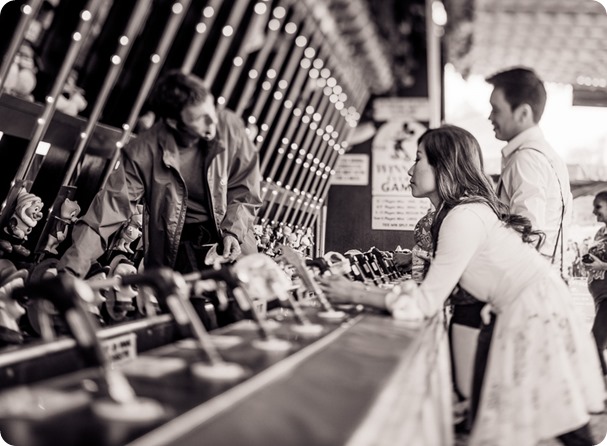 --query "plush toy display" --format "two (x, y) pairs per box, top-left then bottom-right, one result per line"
(43, 197), (81, 255)
(114, 208), (143, 254)
(84, 262), (111, 326)
(253, 224), (264, 251)
(55, 70), (87, 116)
(101, 256), (138, 323)
(299, 227), (314, 256)
(0, 188), (45, 258)
(4, 43), (38, 100)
